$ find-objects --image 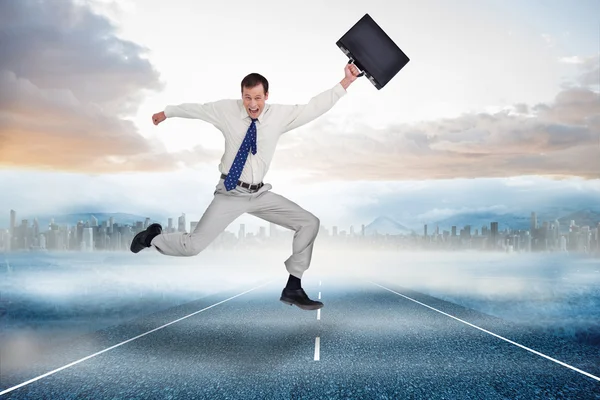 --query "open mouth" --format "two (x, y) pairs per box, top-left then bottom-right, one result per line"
(249, 107), (259, 115)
